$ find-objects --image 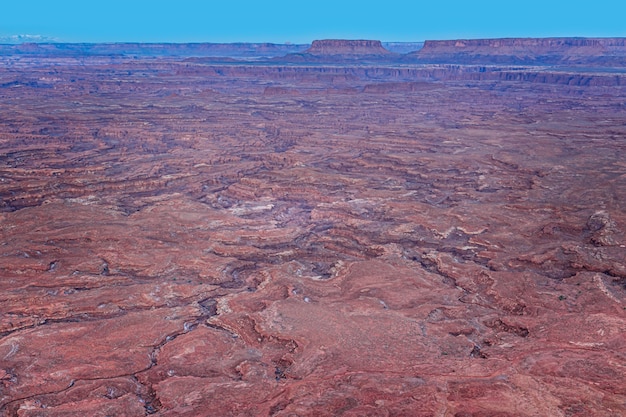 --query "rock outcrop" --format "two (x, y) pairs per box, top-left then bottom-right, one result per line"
(279, 39), (397, 62)
(408, 37), (626, 65)
(304, 39), (392, 56)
